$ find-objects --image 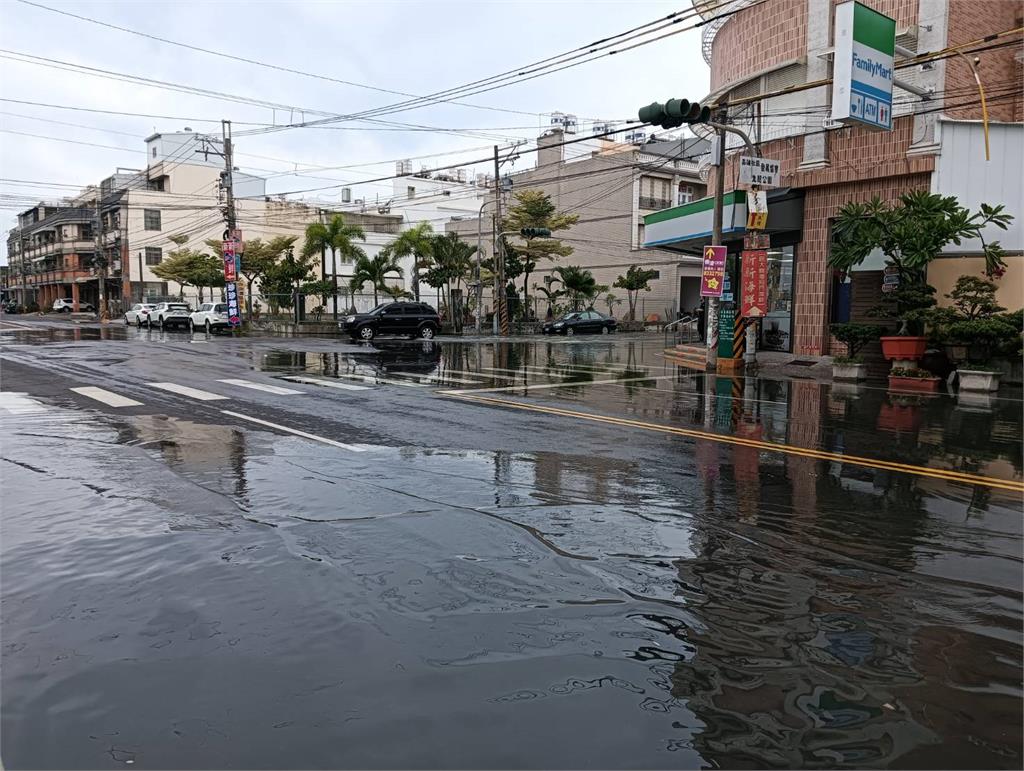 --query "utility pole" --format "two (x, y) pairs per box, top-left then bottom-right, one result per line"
(475, 199), (494, 336)
(137, 252), (144, 302)
(707, 120), (726, 369)
(492, 145), (509, 336)
(220, 120), (242, 330)
(94, 186), (107, 320)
